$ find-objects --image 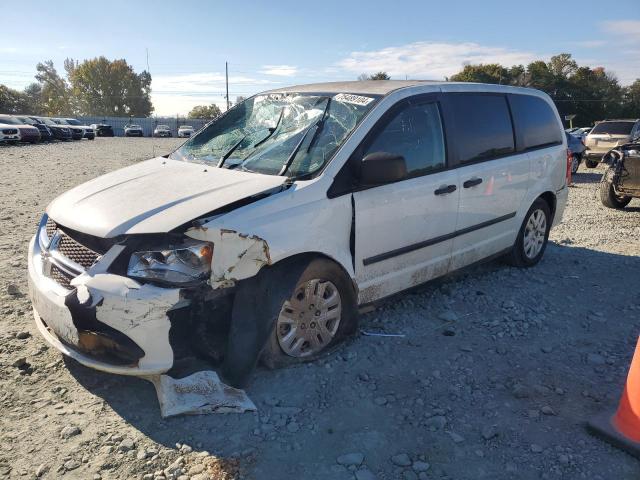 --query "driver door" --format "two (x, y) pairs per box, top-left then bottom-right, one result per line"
(353, 95), (460, 303)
